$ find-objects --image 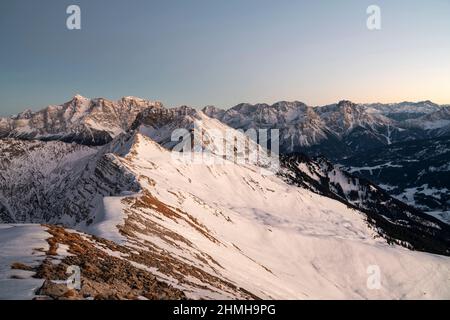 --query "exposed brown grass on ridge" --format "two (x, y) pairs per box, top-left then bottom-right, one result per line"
(10, 223), (258, 300)
(118, 209), (259, 299)
(28, 225), (187, 300)
(130, 190), (220, 244)
(11, 262), (35, 271)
